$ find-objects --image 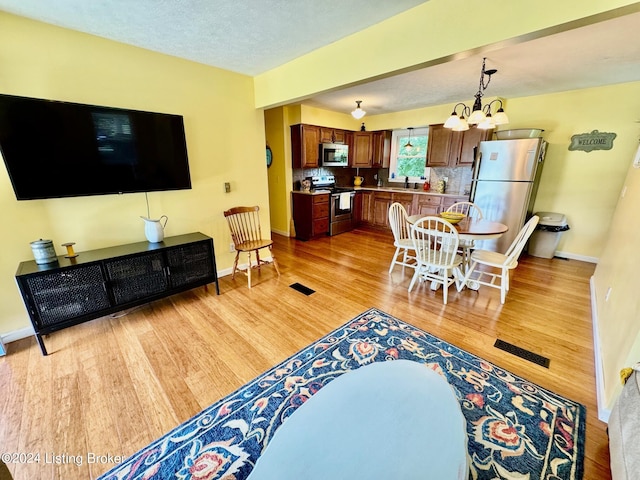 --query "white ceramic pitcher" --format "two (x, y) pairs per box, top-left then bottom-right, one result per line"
(141, 215), (168, 243)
